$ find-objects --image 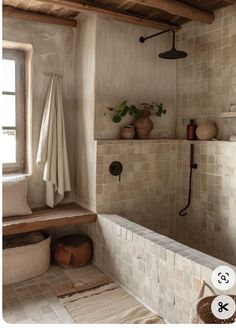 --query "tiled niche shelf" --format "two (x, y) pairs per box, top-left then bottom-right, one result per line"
(96, 139), (235, 144)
